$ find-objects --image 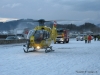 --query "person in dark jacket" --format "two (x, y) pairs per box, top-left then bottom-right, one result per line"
(94, 35), (96, 41)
